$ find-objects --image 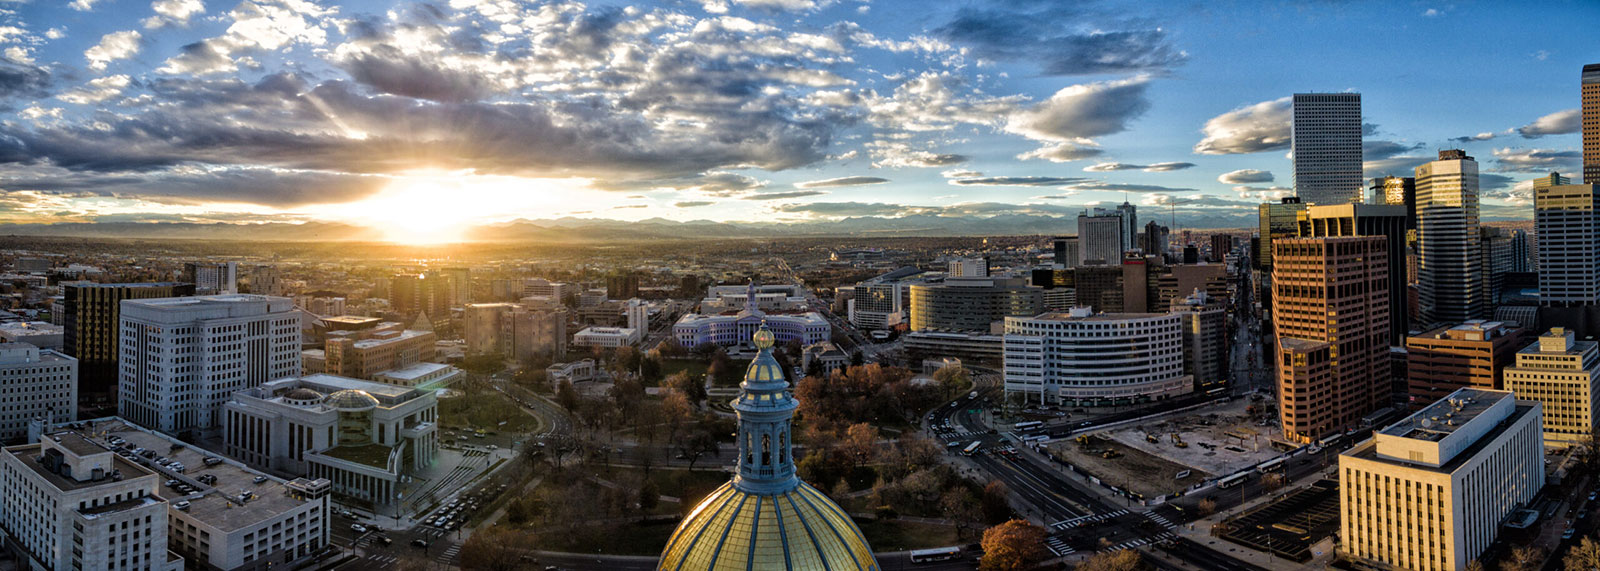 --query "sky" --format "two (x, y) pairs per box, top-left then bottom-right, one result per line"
(0, 0), (1594, 242)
